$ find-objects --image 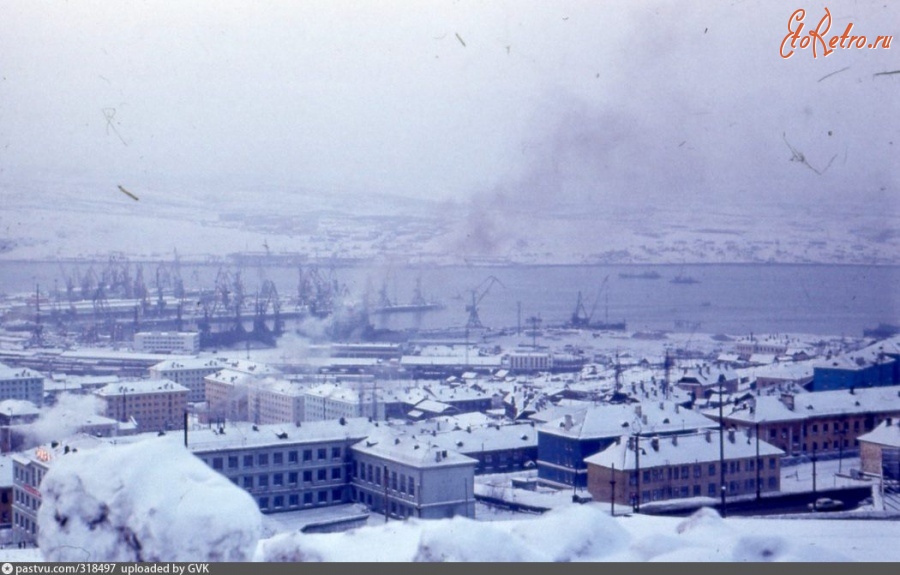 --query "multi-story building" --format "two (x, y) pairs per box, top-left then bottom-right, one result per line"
(11, 435), (107, 545)
(350, 428), (477, 520)
(430, 424), (538, 474)
(248, 379), (306, 425)
(204, 361), (282, 423)
(303, 383), (384, 422)
(857, 418), (900, 479)
(149, 358), (224, 403)
(188, 419), (372, 514)
(0, 363), (44, 406)
(711, 385), (900, 457)
(811, 355), (896, 392)
(0, 454), (13, 529)
(537, 402), (718, 488)
(134, 331), (200, 355)
(585, 429), (783, 508)
(95, 379), (188, 432)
